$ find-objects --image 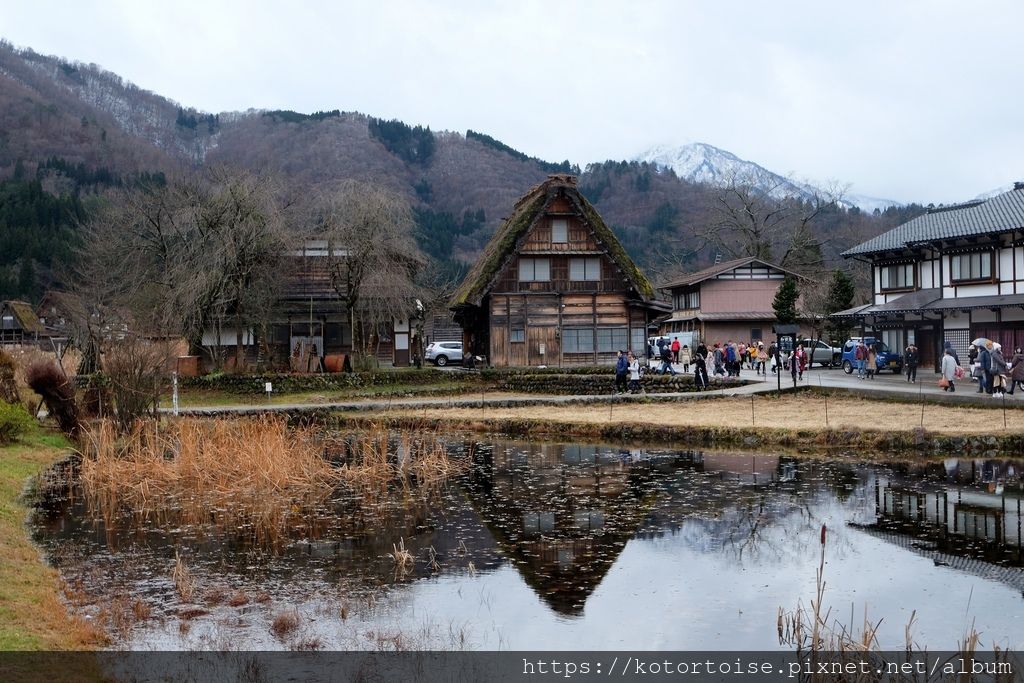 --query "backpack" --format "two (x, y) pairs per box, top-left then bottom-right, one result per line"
(726, 345), (736, 362)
